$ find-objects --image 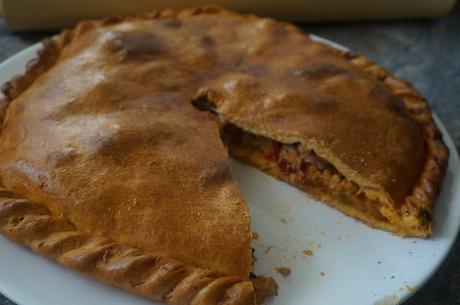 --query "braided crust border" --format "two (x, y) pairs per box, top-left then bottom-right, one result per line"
(0, 6), (267, 305)
(341, 51), (449, 236)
